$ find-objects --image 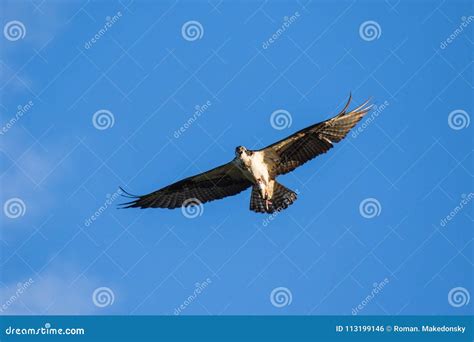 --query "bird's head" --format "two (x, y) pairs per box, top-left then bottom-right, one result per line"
(235, 146), (248, 157)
